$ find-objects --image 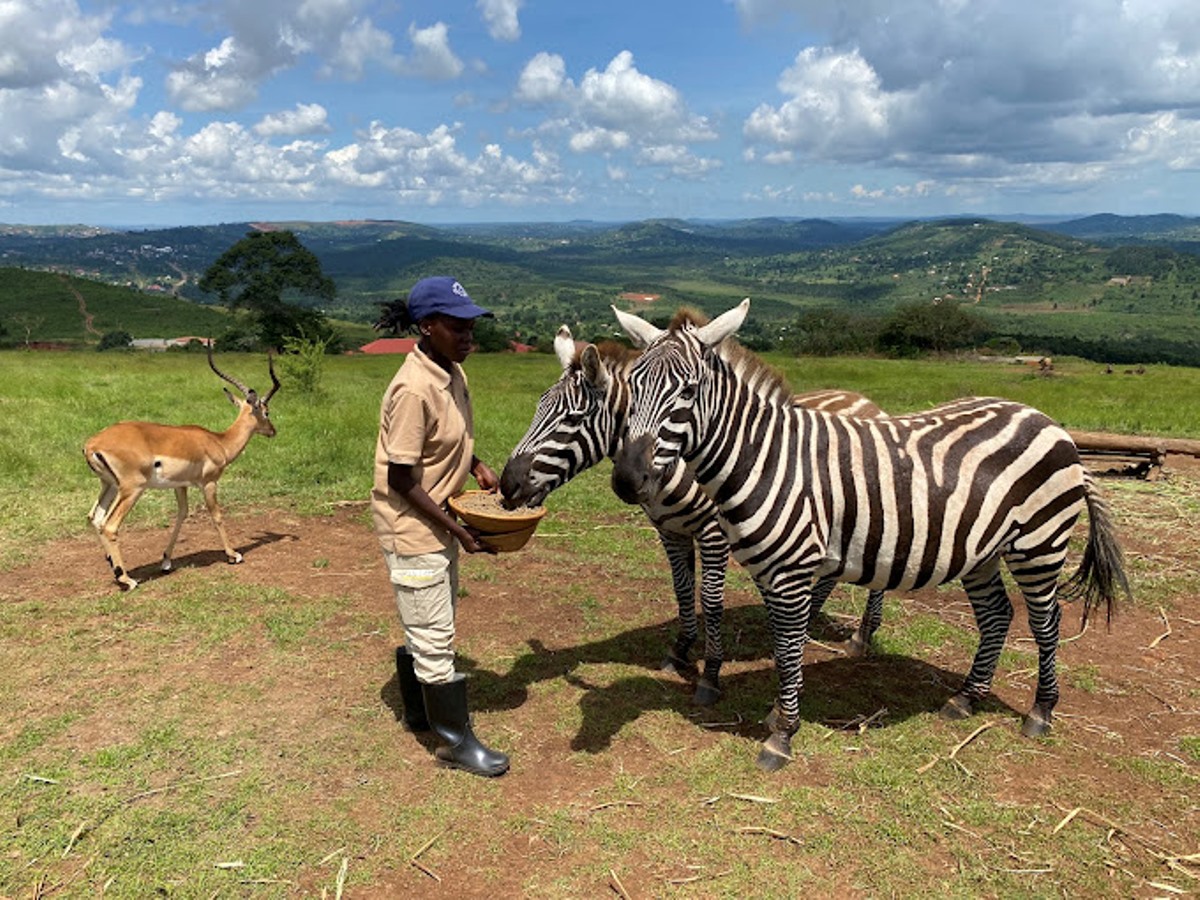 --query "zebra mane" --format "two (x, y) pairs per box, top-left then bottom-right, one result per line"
(667, 307), (791, 405)
(573, 340), (639, 371)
